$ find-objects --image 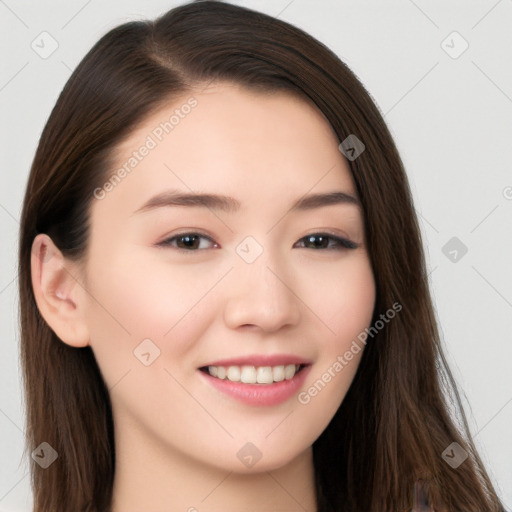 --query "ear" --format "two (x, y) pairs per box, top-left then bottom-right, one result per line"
(31, 233), (90, 347)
